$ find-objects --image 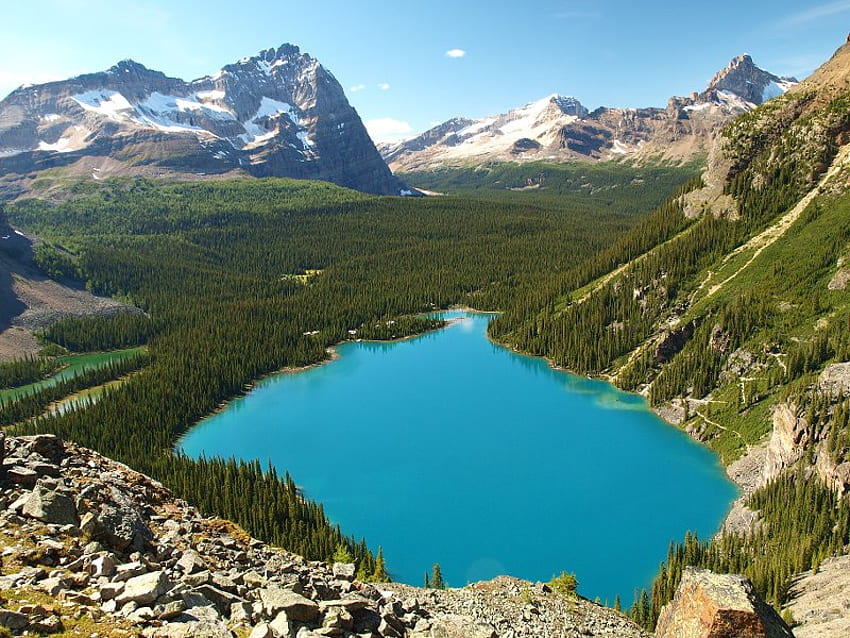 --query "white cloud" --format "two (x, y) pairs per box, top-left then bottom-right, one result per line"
(777, 0), (850, 26)
(364, 118), (413, 143)
(377, 82), (391, 91)
(349, 84), (366, 92)
(445, 48), (467, 59)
